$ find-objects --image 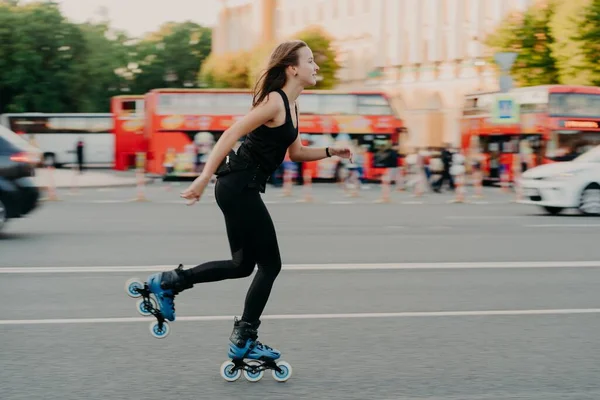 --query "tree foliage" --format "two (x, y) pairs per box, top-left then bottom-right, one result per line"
(200, 25), (341, 90)
(485, 0), (600, 87)
(132, 21), (211, 94)
(573, 0), (600, 85)
(199, 51), (251, 89)
(548, 0), (593, 85)
(484, 0), (559, 87)
(0, 1), (212, 113)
